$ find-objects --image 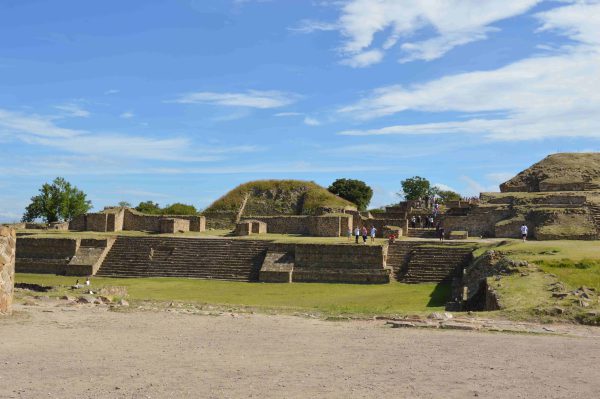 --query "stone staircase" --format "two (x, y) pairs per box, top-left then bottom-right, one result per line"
(96, 237), (269, 281)
(387, 242), (474, 283)
(587, 203), (600, 236)
(407, 228), (438, 238)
